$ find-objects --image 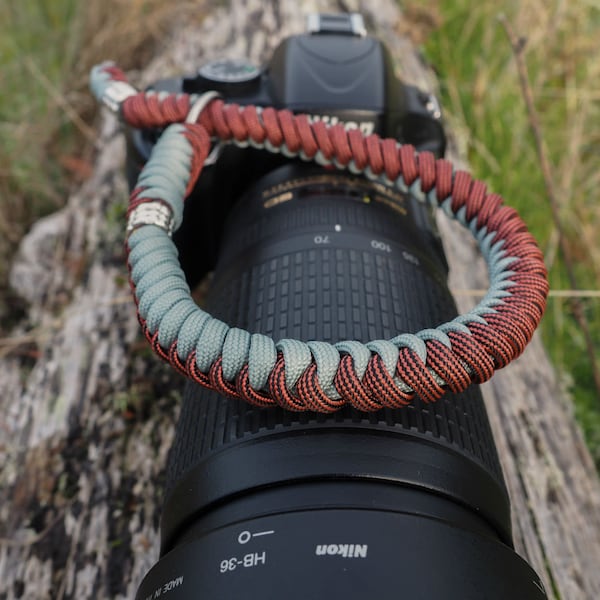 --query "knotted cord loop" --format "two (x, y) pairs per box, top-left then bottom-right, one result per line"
(90, 63), (549, 412)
